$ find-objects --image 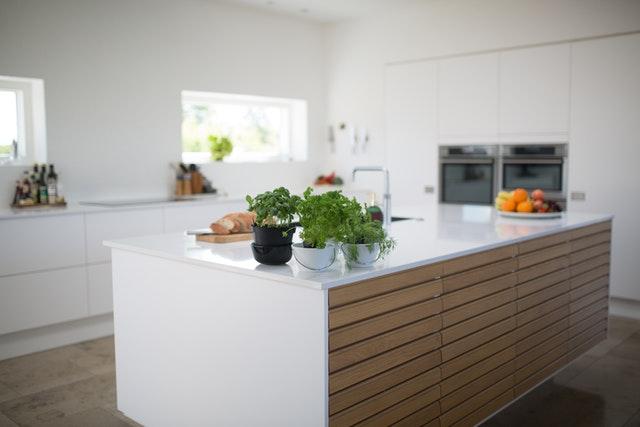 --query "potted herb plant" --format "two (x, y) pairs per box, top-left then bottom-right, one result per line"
(246, 187), (301, 265)
(341, 209), (396, 268)
(293, 188), (360, 270)
(209, 135), (233, 161)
